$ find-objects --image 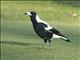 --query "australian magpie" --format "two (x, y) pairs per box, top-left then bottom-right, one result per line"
(24, 11), (70, 45)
